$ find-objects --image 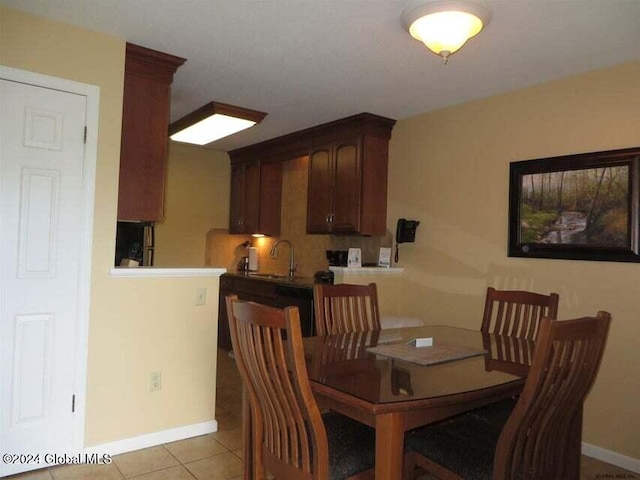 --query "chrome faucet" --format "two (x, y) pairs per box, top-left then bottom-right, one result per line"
(270, 239), (296, 278)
